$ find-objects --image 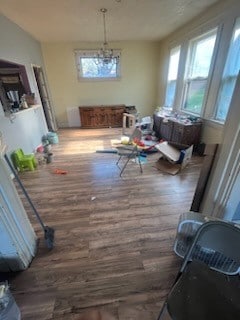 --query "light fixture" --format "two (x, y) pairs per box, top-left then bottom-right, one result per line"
(96, 8), (120, 65)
